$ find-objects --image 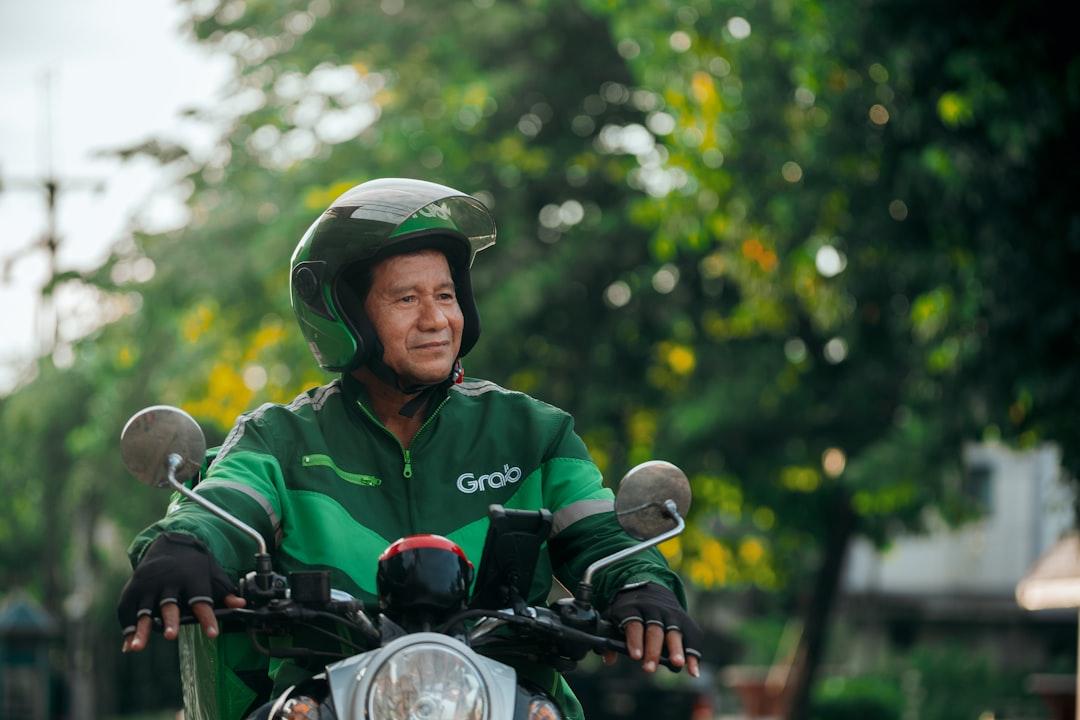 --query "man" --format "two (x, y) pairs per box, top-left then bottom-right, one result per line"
(119, 178), (701, 718)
